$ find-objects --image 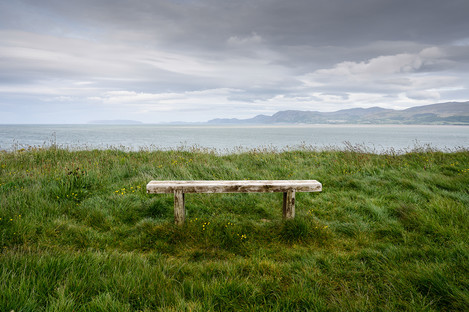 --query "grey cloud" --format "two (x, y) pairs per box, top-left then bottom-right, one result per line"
(7, 0), (467, 78)
(9, 0), (469, 47)
(406, 90), (440, 101)
(444, 46), (469, 65)
(1, 0), (469, 123)
(5, 1), (469, 62)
